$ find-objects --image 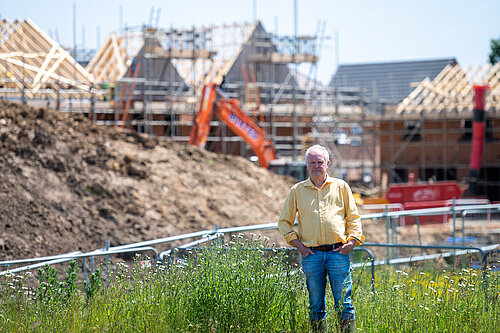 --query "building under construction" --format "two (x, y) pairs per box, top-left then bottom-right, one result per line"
(1, 18), (499, 200)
